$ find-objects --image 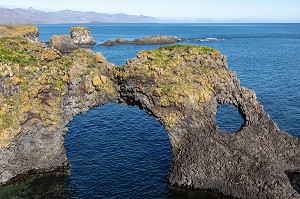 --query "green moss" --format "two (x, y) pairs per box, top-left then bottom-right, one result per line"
(119, 45), (232, 128)
(0, 37), (115, 148)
